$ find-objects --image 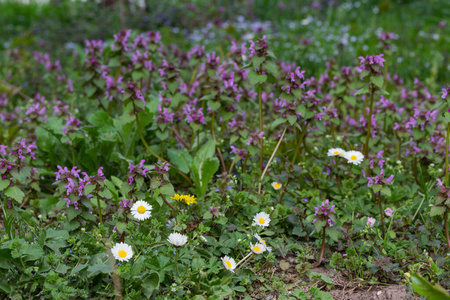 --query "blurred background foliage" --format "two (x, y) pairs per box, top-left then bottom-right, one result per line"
(0, 0), (449, 87)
